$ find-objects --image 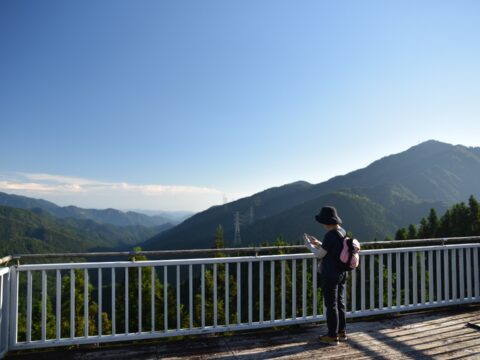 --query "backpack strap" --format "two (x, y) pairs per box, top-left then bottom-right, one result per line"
(336, 228), (347, 239)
